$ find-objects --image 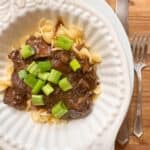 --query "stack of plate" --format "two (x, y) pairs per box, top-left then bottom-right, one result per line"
(0, 0), (133, 150)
